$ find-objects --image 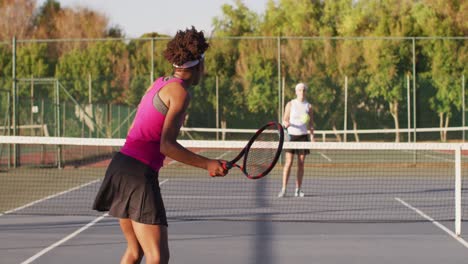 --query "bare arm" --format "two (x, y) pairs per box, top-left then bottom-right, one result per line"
(283, 102), (291, 128)
(308, 103), (314, 141)
(159, 83), (226, 176)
